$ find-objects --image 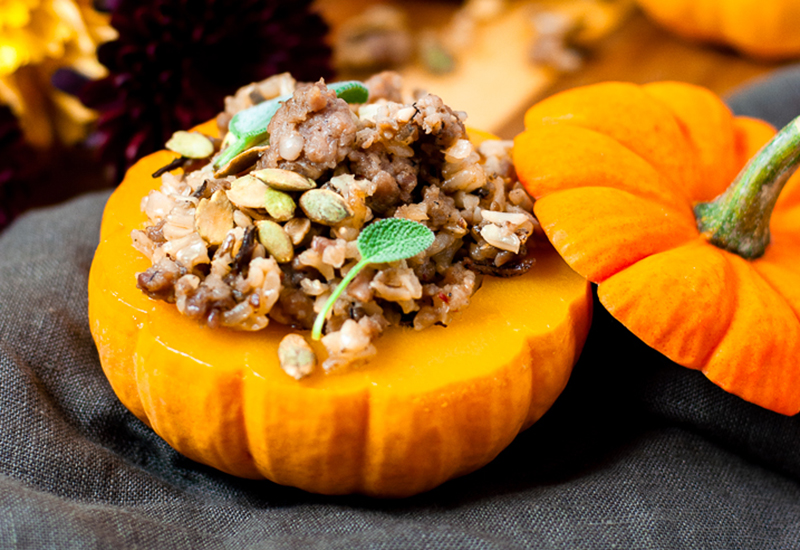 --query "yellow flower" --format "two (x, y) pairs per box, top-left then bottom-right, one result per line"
(0, 0), (116, 146)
